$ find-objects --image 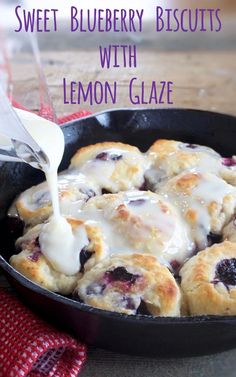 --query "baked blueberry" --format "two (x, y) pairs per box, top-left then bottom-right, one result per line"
(186, 144), (198, 149)
(74, 254), (181, 316)
(170, 260), (181, 276)
(128, 198), (146, 206)
(27, 250), (41, 262)
(86, 283), (106, 295)
(214, 258), (236, 287)
(222, 158), (236, 167)
(80, 249), (93, 273)
(139, 178), (149, 191)
(122, 296), (138, 311)
(96, 152), (122, 161)
(104, 266), (140, 285)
